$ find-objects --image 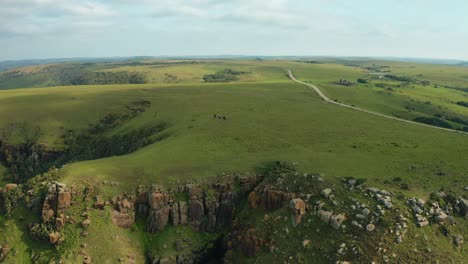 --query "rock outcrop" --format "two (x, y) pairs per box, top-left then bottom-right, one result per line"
(133, 175), (259, 233)
(248, 185), (295, 211)
(111, 195), (135, 228)
(290, 198), (306, 226)
(41, 182), (71, 226)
